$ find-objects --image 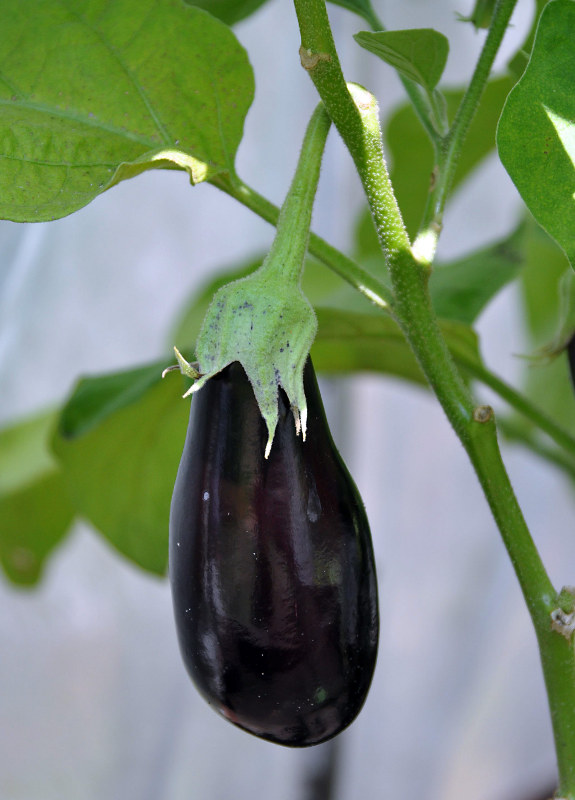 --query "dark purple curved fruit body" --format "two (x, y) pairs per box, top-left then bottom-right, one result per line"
(169, 359), (378, 747)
